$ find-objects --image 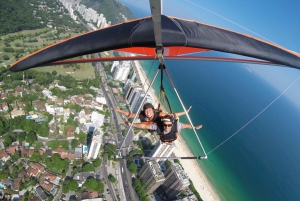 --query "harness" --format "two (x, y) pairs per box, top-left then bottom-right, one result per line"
(157, 119), (178, 143)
